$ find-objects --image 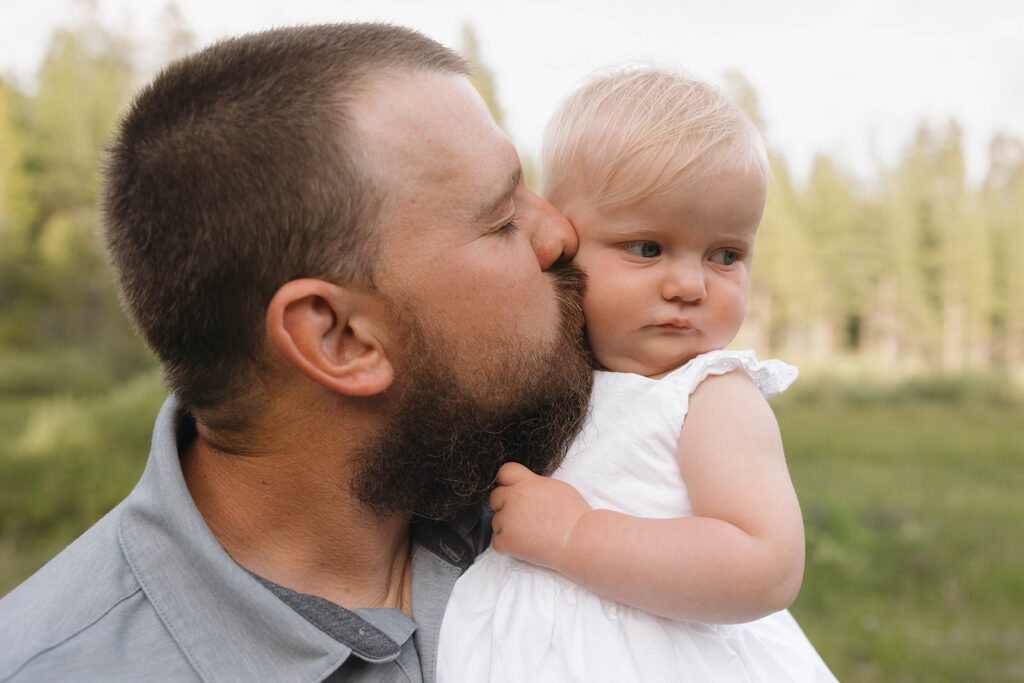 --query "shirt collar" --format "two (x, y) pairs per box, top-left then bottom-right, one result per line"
(116, 396), (471, 682)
